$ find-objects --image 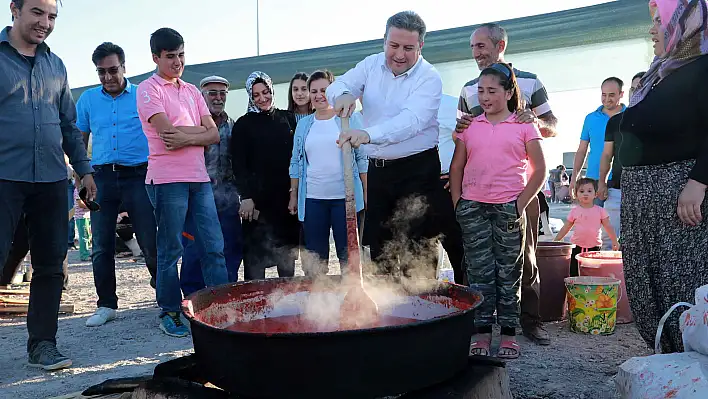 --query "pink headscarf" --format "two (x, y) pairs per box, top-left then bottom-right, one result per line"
(650, 0), (679, 26)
